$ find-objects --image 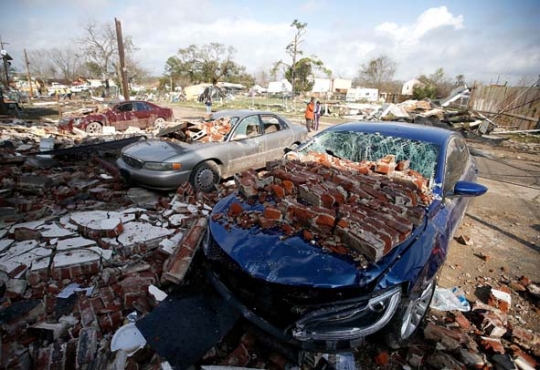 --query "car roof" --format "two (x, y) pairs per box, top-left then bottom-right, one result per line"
(326, 121), (455, 147)
(211, 110), (279, 120)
